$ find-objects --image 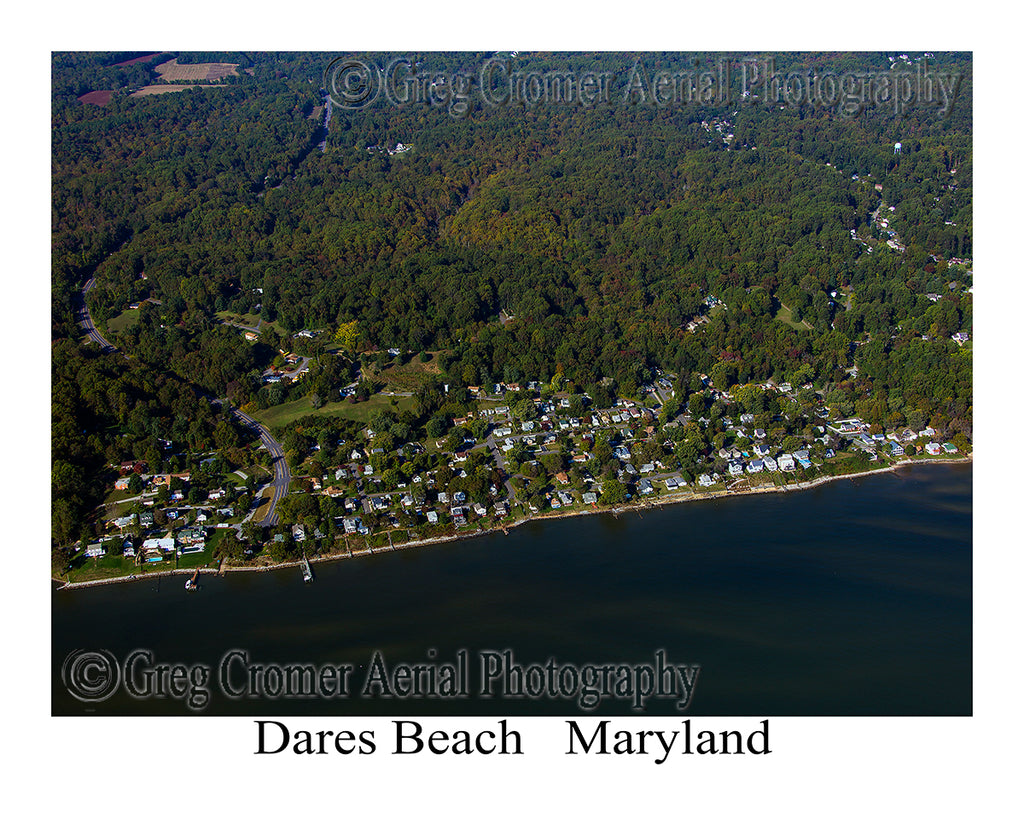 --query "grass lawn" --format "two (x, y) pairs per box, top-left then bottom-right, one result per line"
(215, 310), (288, 337)
(775, 303), (813, 331)
(106, 308), (139, 334)
(254, 393), (417, 431)
(365, 352), (443, 392)
(66, 552), (137, 583)
(248, 486), (273, 524)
